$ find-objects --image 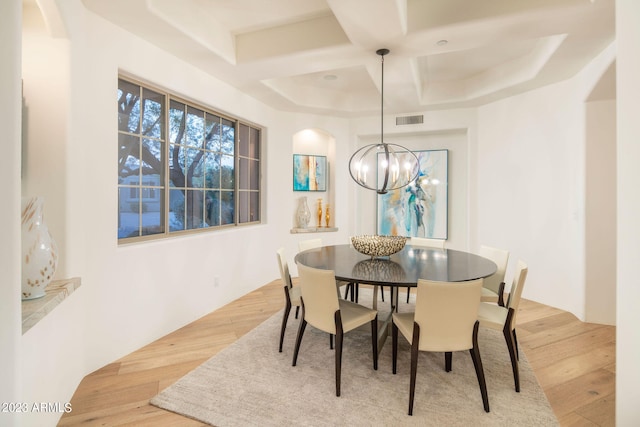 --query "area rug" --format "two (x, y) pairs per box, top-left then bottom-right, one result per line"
(151, 290), (558, 426)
